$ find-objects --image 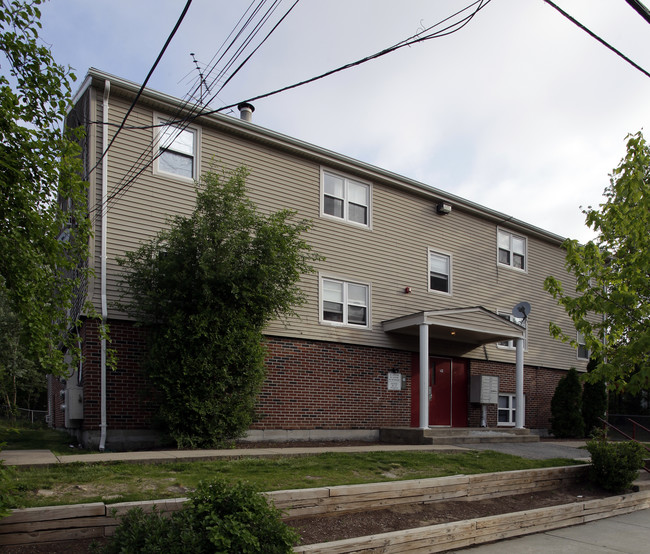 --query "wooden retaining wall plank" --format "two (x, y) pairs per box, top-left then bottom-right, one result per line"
(0, 515), (108, 535)
(0, 526), (105, 546)
(293, 492), (650, 554)
(0, 502), (105, 526)
(108, 497), (187, 517)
